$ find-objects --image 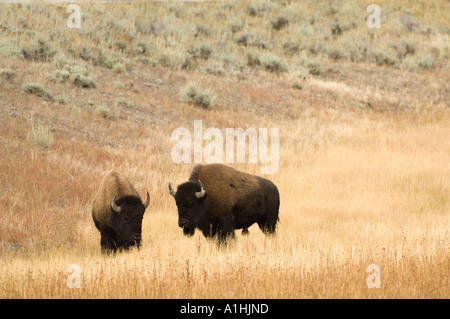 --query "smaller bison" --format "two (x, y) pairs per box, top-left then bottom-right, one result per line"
(92, 170), (150, 253)
(169, 164), (280, 244)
